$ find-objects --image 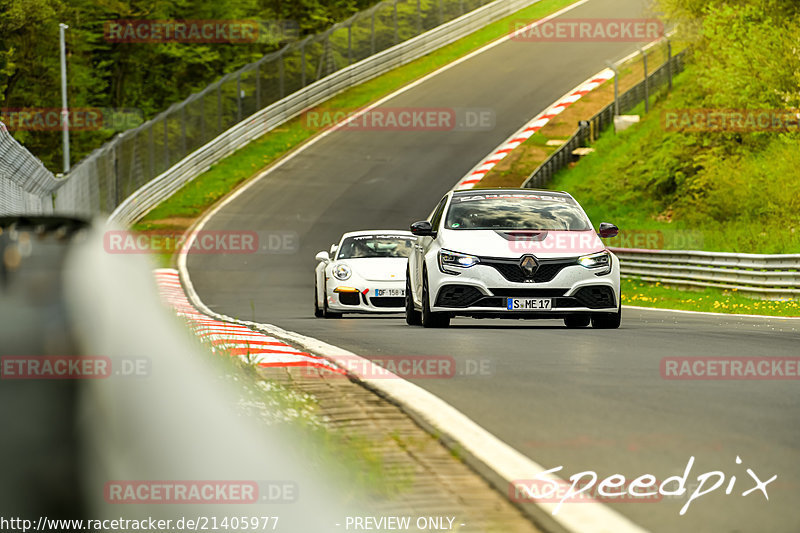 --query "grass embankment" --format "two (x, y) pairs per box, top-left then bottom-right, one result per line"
(621, 278), (798, 317)
(132, 0), (580, 267)
(478, 40), (678, 188)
